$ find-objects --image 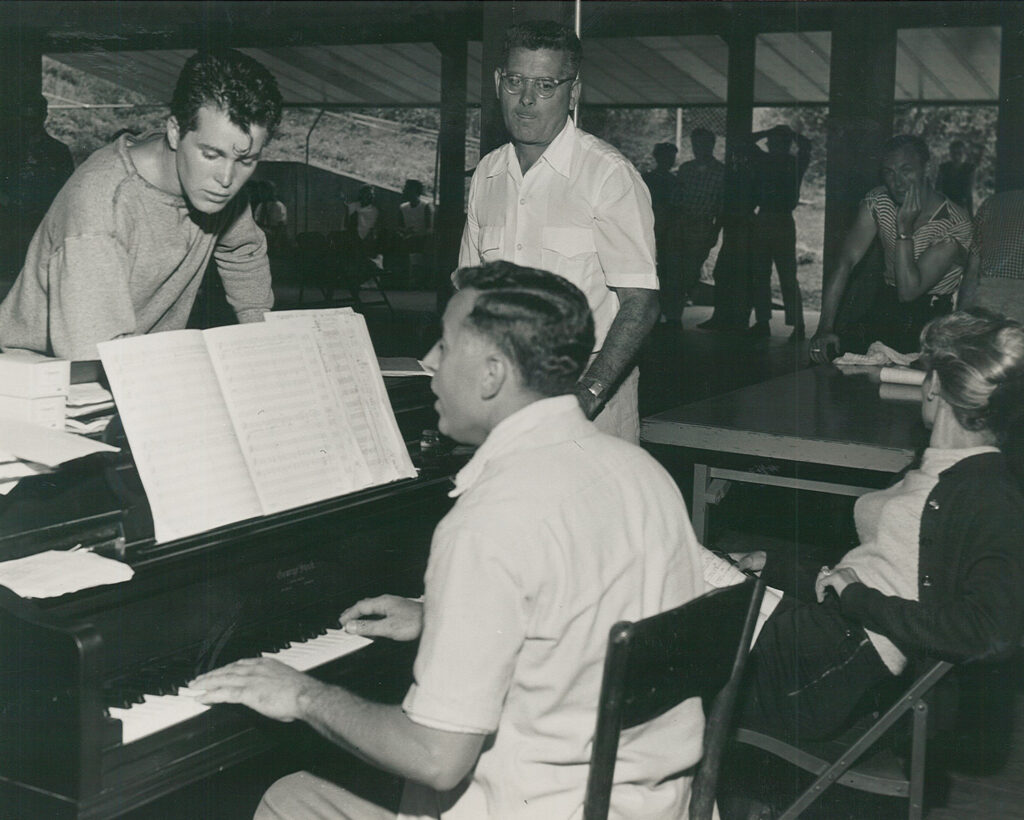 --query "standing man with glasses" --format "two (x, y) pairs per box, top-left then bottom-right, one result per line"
(458, 20), (660, 443)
